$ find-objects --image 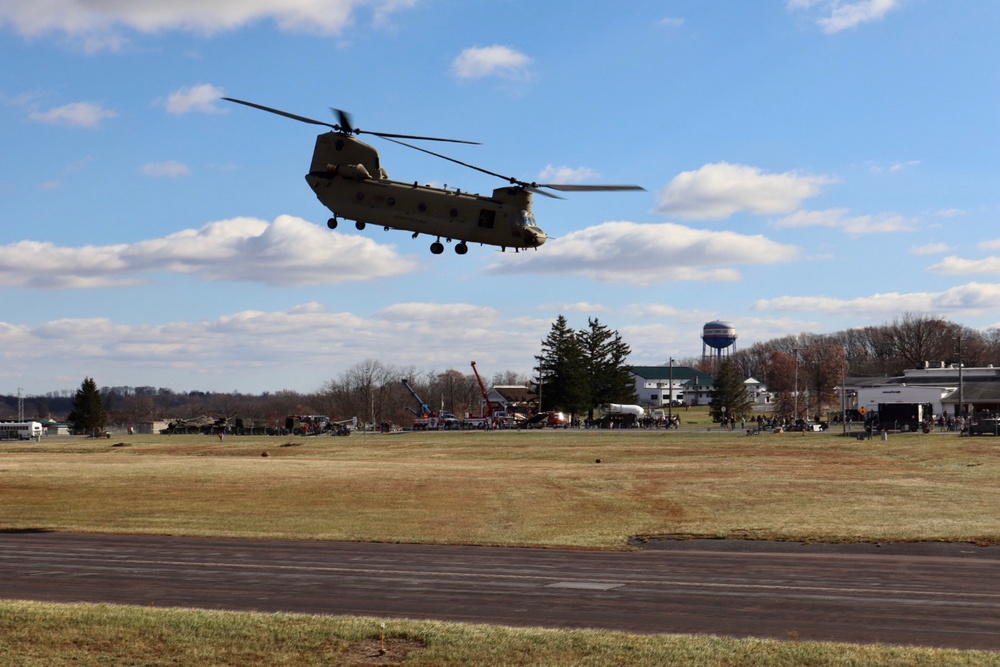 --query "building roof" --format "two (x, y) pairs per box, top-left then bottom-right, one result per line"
(847, 366), (1000, 405)
(490, 385), (535, 404)
(630, 366), (715, 386)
